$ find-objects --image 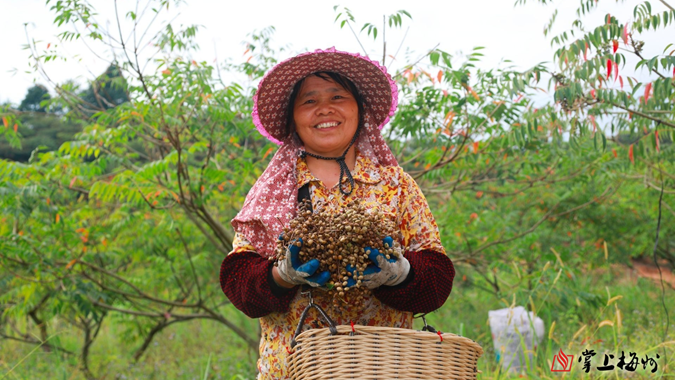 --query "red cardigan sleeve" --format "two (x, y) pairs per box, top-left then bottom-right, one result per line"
(373, 249), (454, 314)
(219, 251), (298, 318)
